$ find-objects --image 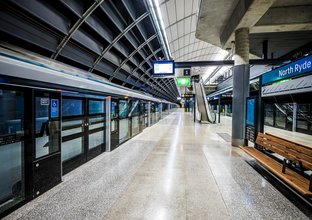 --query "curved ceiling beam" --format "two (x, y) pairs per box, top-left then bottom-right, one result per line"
(51, 0), (105, 59)
(89, 11), (150, 72)
(109, 34), (157, 81)
(122, 48), (162, 85)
